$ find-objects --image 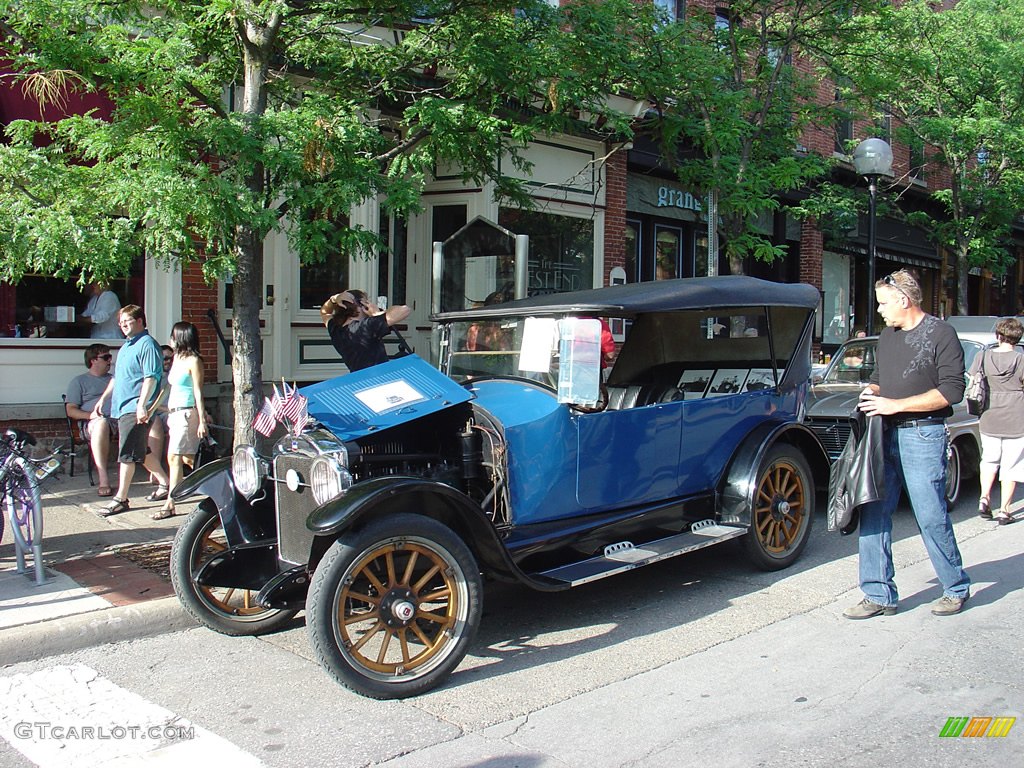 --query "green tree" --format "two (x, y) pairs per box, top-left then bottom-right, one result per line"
(0, 0), (657, 445)
(640, 1), (871, 275)
(834, 0), (1024, 313)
